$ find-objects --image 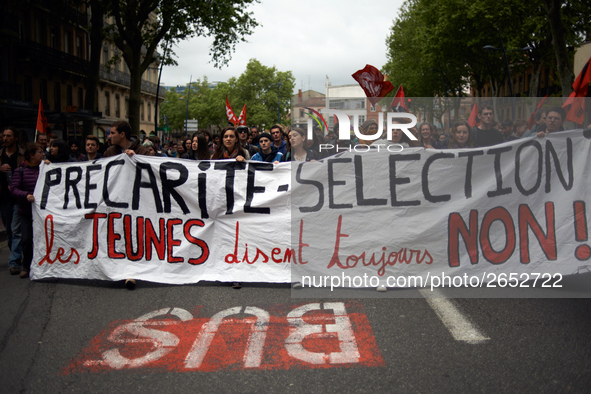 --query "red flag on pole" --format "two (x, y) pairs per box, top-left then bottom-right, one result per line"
(237, 104), (247, 126)
(225, 96), (239, 125)
(467, 102), (479, 128)
(352, 64), (394, 107)
(36, 99), (49, 134)
(391, 86), (408, 112)
(528, 95), (548, 129)
(563, 55), (591, 124)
